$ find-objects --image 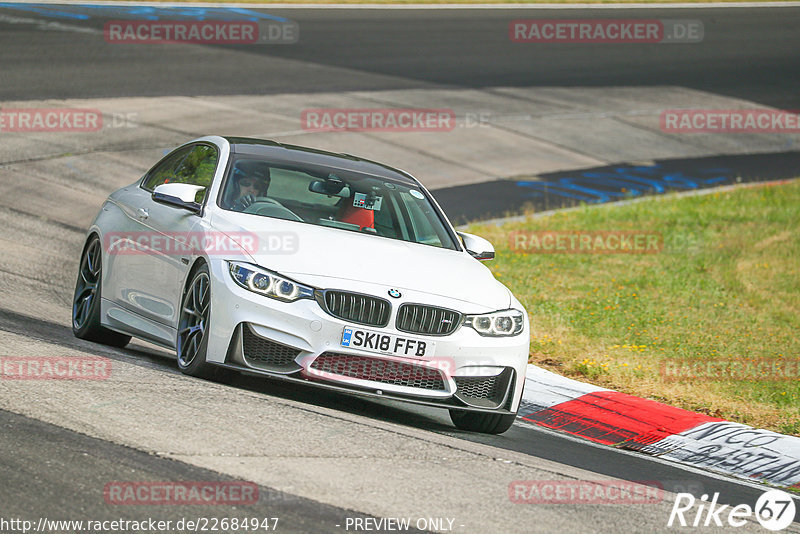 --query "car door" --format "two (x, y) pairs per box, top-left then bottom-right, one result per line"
(105, 145), (193, 324)
(107, 144), (219, 329)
